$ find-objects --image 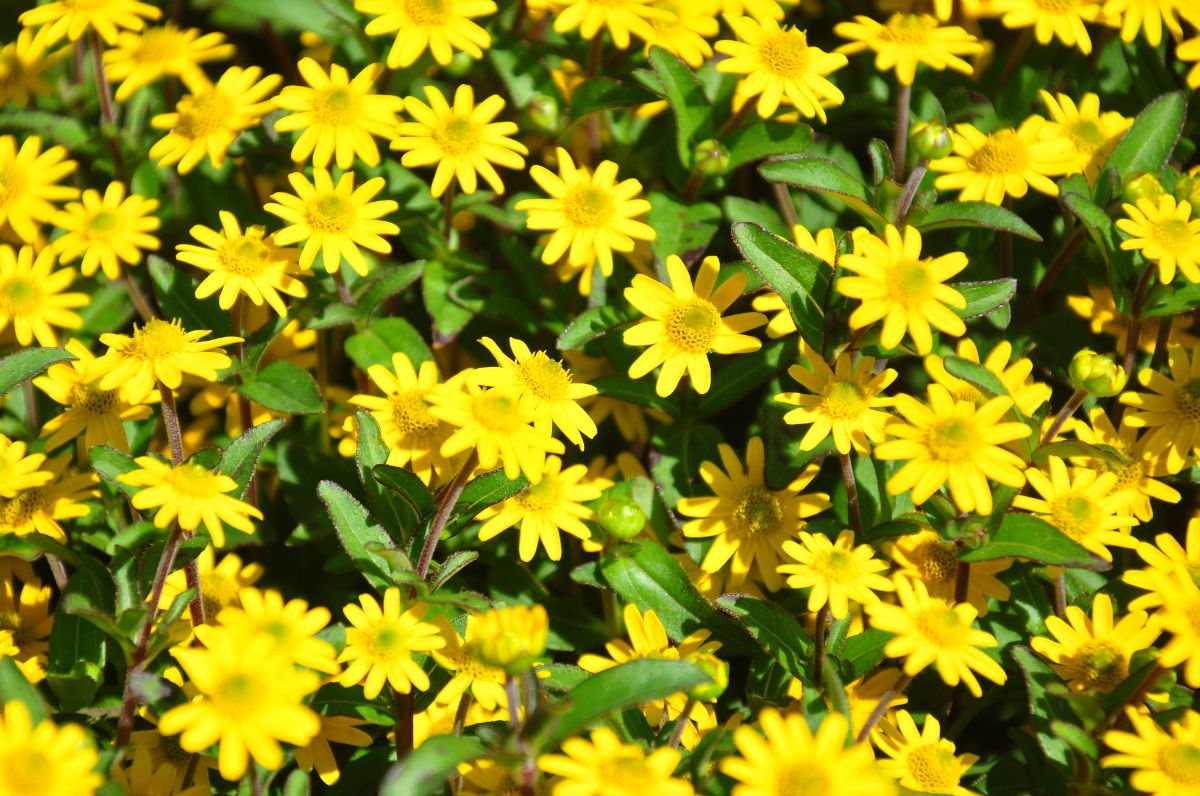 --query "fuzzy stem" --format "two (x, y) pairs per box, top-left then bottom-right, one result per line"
(1054, 572), (1068, 619)
(855, 672), (913, 743)
(416, 452), (478, 579)
(505, 675), (522, 728)
(1039, 388), (1086, 447)
(892, 81), (912, 181)
(158, 381), (185, 465)
(812, 604), (829, 681)
(124, 271), (157, 322)
(839, 453), (862, 533)
(666, 697), (696, 749)
(88, 30), (123, 168)
(442, 183), (457, 244)
(393, 689), (414, 759)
